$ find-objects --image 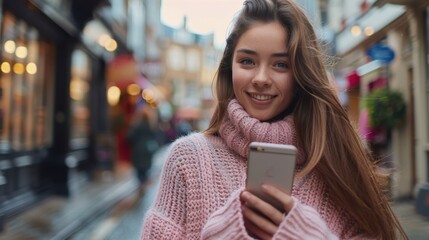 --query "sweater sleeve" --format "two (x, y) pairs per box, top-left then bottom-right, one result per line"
(202, 193), (340, 240)
(273, 197), (339, 240)
(140, 209), (185, 240)
(201, 188), (253, 240)
(140, 140), (192, 239)
(201, 193), (368, 240)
